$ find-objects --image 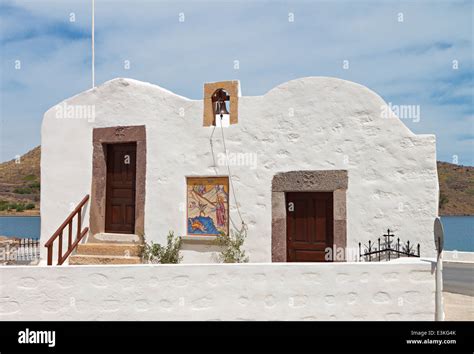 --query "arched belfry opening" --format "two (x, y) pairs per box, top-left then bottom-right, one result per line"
(203, 80), (240, 127)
